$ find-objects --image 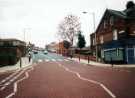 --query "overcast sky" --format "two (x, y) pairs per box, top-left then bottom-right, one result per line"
(0, 0), (132, 47)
